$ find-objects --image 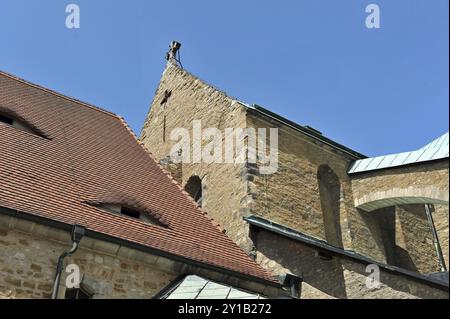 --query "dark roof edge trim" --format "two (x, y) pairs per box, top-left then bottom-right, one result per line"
(165, 64), (365, 160)
(0, 206), (280, 288)
(244, 215), (449, 291)
(244, 104), (366, 160)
